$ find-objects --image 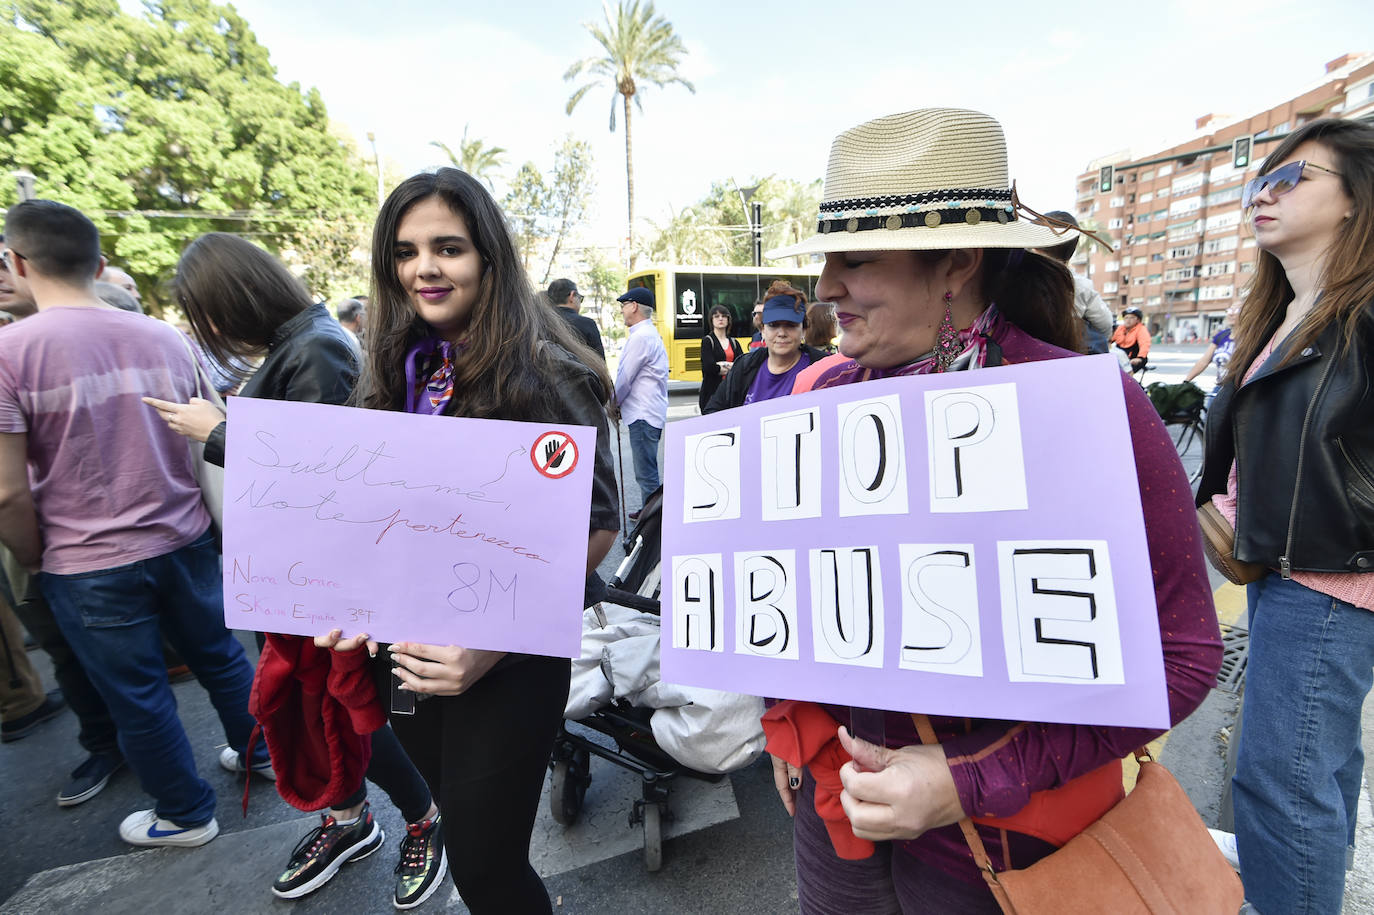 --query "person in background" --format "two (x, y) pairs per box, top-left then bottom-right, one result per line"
(143, 233), (445, 908)
(547, 277), (605, 363)
(1196, 117), (1374, 915)
(102, 266), (141, 307)
(1111, 306), (1150, 371)
(749, 299), (765, 349)
(704, 283), (826, 413)
(697, 303), (743, 413)
(761, 108), (1220, 913)
(1036, 210), (1113, 354)
(336, 297), (366, 354)
(615, 285), (668, 519)
(1183, 303), (1240, 411)
(0, 201), (264, 849)
(323, 166), (618, 914)
(804, 301), (839, 354)
(95, 281), (142, 314)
